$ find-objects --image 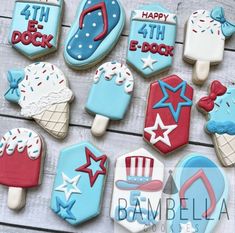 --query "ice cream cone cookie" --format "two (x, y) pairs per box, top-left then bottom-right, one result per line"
(4, 62), (74, 139)
(198, 80), (235, 166)
(9, 0), (64, 59)
(110, 148), (164, 233)
(127, 4), (177, 78)
(0, 128), (45, 210)
(144, 75), (194, 154)
(86, 61), (134, 137)
(51, 142), (108, 225)
(184, 7), (235, 85)
(64, 0), (125, 70)
(167, 154), (228, 233)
